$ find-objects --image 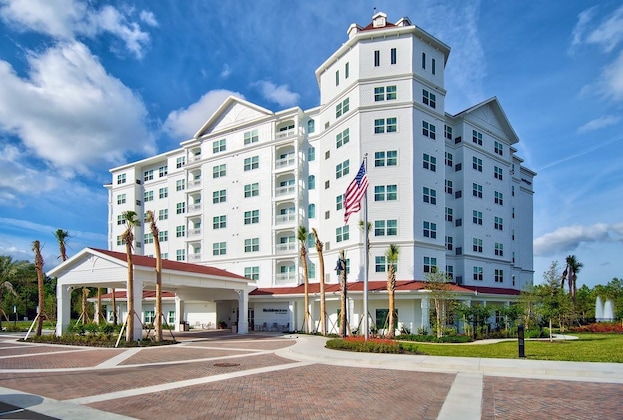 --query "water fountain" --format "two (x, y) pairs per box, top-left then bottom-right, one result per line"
(603, 299), (615, 322)
(595, 296), (603, 321)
